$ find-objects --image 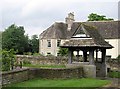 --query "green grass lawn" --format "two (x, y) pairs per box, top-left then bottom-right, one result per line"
(23, 64), (66, 68)
(5, 78), (110, 88)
